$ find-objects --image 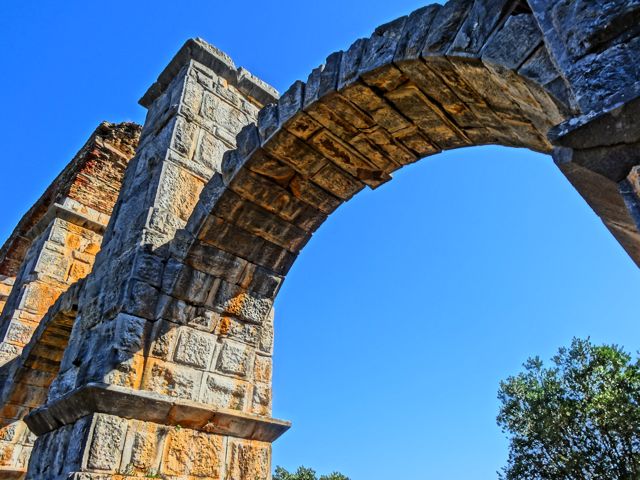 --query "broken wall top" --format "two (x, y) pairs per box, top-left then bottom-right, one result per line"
(0, 122), (141, 278)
